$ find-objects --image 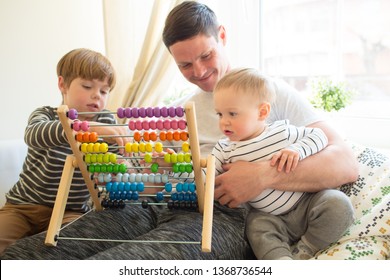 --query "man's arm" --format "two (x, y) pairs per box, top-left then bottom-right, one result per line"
(214, 121), (359, 208)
